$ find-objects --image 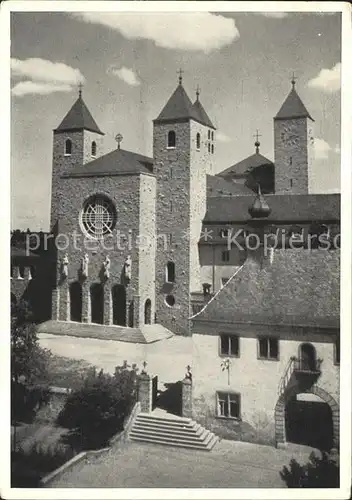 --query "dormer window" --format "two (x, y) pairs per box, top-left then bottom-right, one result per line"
(196, 133), (201, 151)
(64, 139), (72, 156)
(91, 141), (97, 157)
(167, 131), (176, 149)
